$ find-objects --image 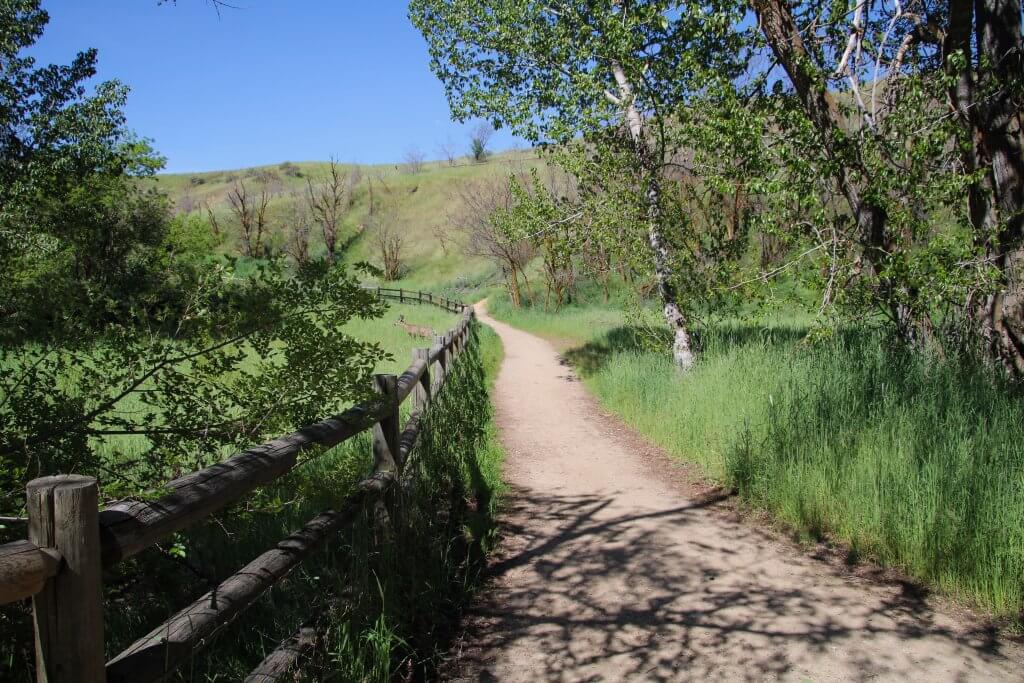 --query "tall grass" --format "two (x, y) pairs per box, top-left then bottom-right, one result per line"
(490, 295), (1024, 621)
